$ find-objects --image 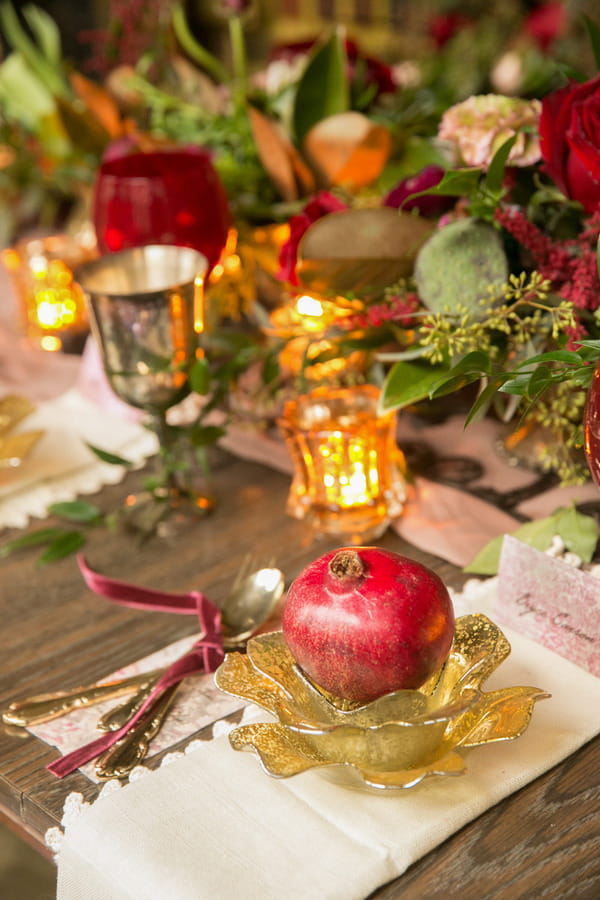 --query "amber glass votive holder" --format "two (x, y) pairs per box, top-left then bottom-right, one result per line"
(3, 234), (95, 353)
(277, 385), (406, 543)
